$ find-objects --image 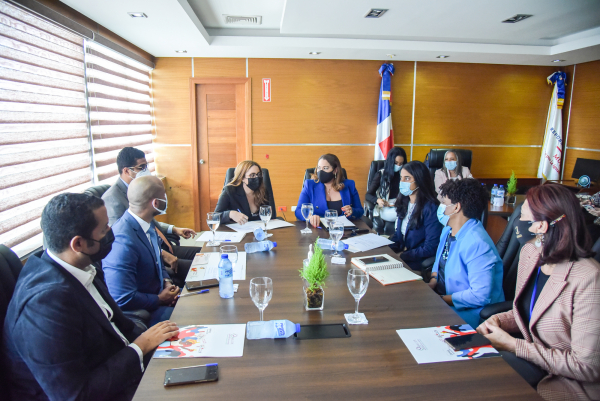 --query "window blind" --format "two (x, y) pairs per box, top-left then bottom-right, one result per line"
(85, 41), (155, 185)
(0, 1), (92, 256)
